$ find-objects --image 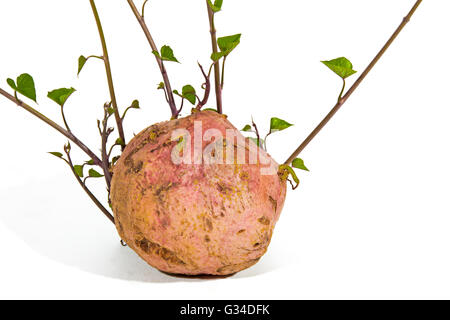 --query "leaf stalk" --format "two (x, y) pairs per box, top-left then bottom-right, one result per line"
(0, 87), (103, 167)
(206, 1), (223, 114)
(126, 0), (178, 118)
(65, 146), (115, 224)
(89, 0), (126, 149)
